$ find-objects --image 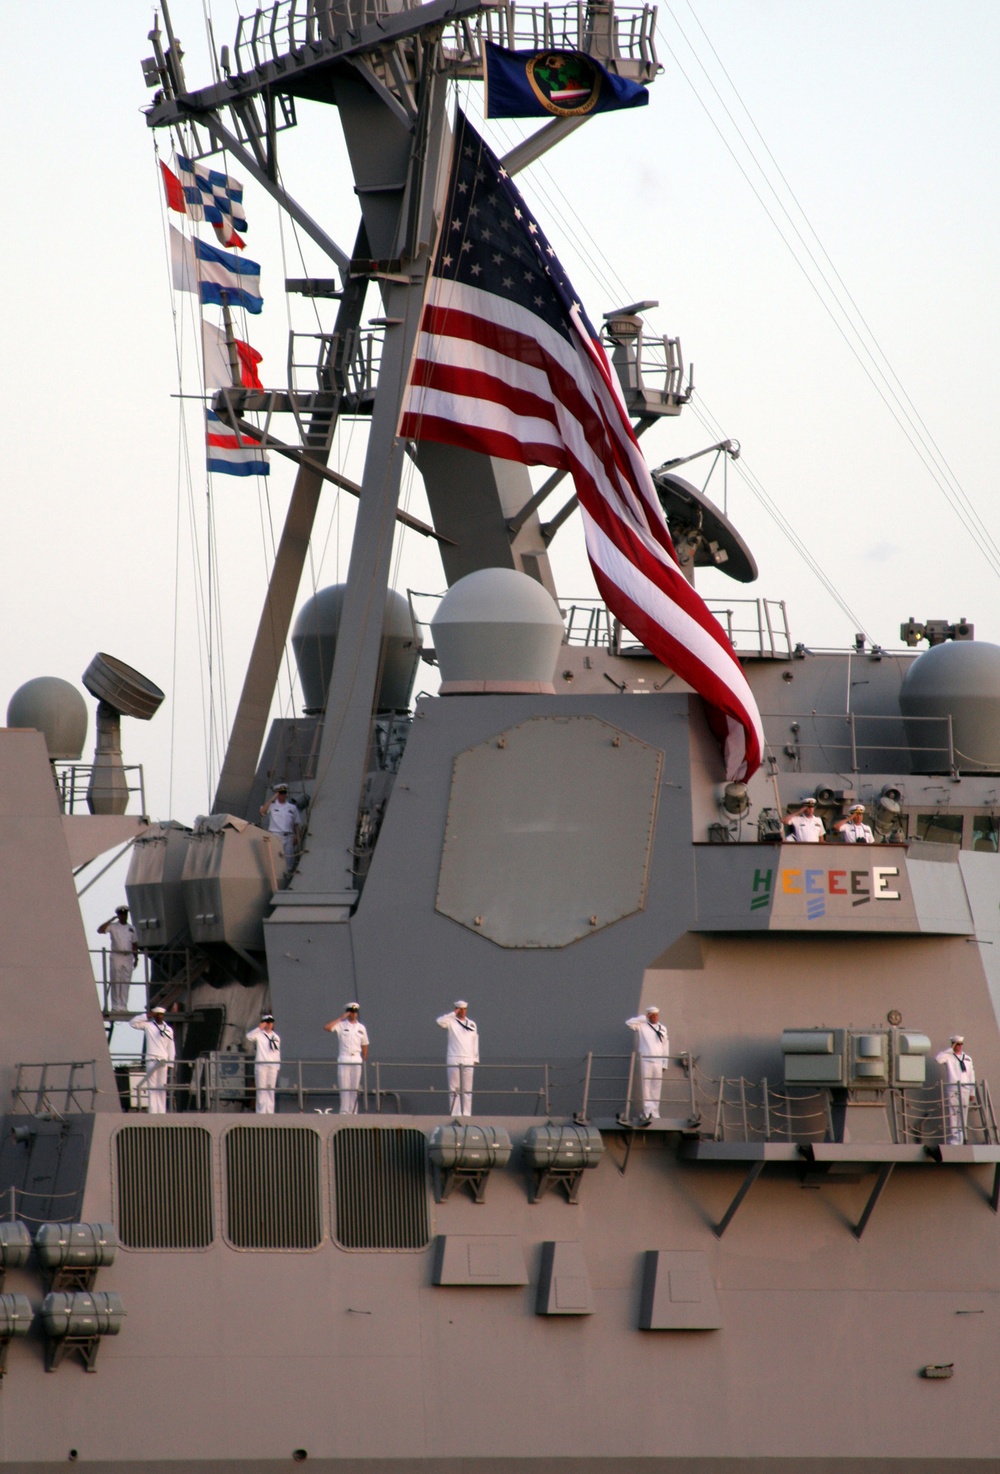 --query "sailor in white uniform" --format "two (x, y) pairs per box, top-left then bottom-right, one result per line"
(246, 1013), (281, 1114)
(935, 1034), (976, 1145)
(97, 905), (138, 1012)
(834, 803), (875, 844)
(129, 1005), (175, 1113)
(259, 784), (300, 867)
(784, 797), (826, 843)
(324, 1003), (370, 1114)
(437, 1001), (479, 1116)
(626, 1006), (670, 1124)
